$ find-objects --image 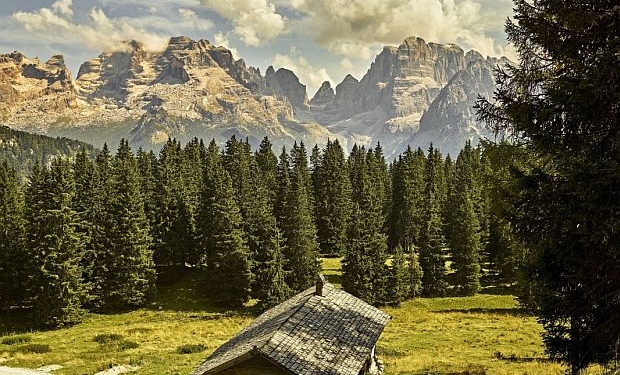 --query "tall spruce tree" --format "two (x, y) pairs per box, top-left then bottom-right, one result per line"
(0, 160), (26, 311)
(449, 144), (482, 296)
(24, 159), (85, 327)
(476, 2), (620, 371)
(419, 145), (448, 297)
(388, 147), (426, 251)
(72, 147), (97, 305)
(342, 145), (389, 305)
(247, 158), (289, 310)
(180, 138), (205, 266)
(102, 140), (155, 310)
(281, 142), (320, 292)
(153, 139), (194, 270)
(386, 245), (412, 305)
(199, 140), (252, 307)
(312, 139), (352, 256)
(87, 144), (114, 309)
(255, 137), (279, 209)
